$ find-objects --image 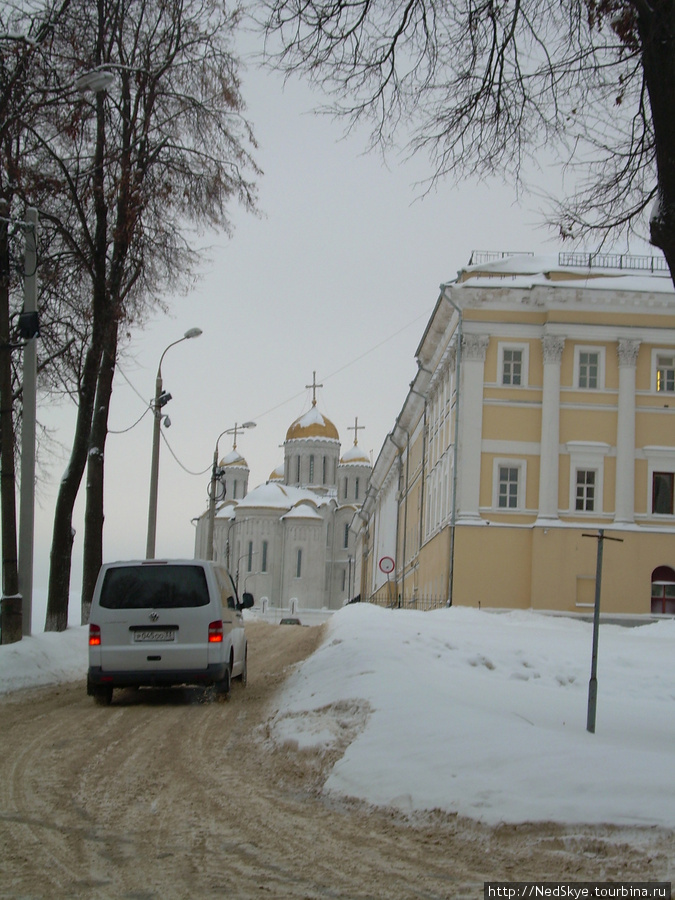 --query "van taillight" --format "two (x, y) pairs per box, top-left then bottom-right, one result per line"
(208, 620), (223, 643)
(89, 624), (101, 646)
